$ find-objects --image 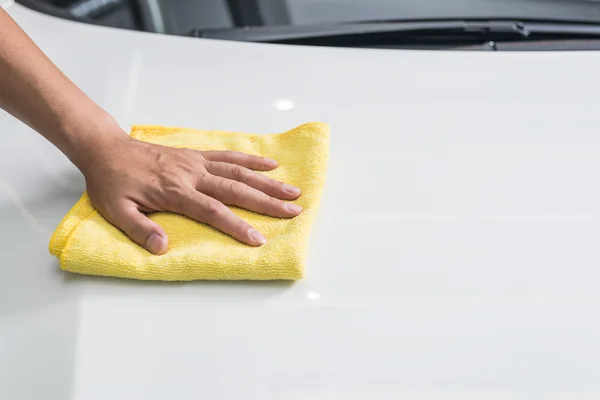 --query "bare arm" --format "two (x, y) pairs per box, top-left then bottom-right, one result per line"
(0, 8), (302, 254)
(0, 8), (111, 165)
